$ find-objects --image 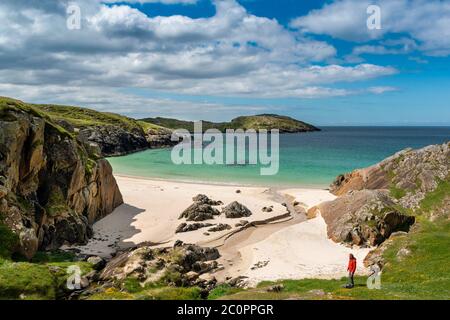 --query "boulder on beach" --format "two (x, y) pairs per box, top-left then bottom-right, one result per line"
(176, 222), (213, 233)
(192, 194), (223, 206)
(179, 203), (220, 221)
(208, 224), (232, 232)
(222, 201), (252, 219)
